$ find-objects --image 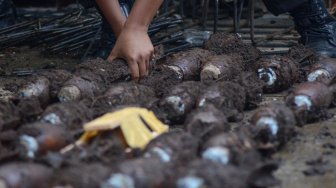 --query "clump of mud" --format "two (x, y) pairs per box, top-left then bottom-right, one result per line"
(185, 104), (230, 143)
(144, 130), (199, 165)
(0, 100), (21, 131)
(16, 98), (43, 123)
(256, 56), (298, 93)
(287, 44), (318, 67)
(197, 81), (246, 122)
(140, 66), (183, 98)
(287, 44), (319, 82)
(165, 48), (215, 80)
(204, 33), (261, 67)
(235, 72), (264, 109)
